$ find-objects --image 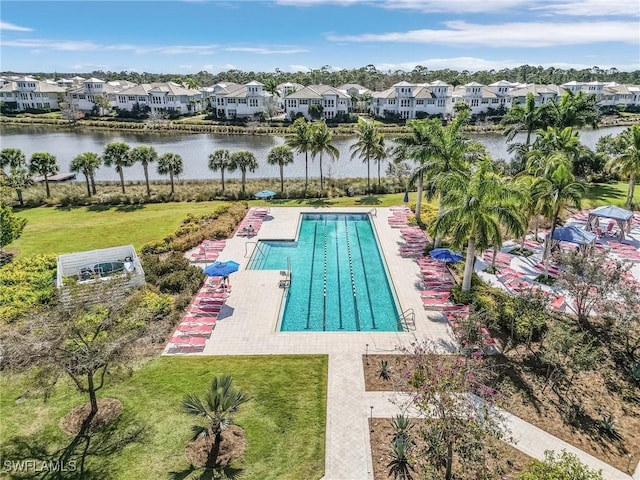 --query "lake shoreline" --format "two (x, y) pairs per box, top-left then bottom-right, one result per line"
(2, 113), (638, 137)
